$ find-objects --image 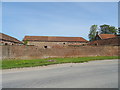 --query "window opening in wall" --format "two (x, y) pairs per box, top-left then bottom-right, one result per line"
(44, 46), (47, 48)
(5, 43), (8, 45)
(95, 43), (98, 46)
